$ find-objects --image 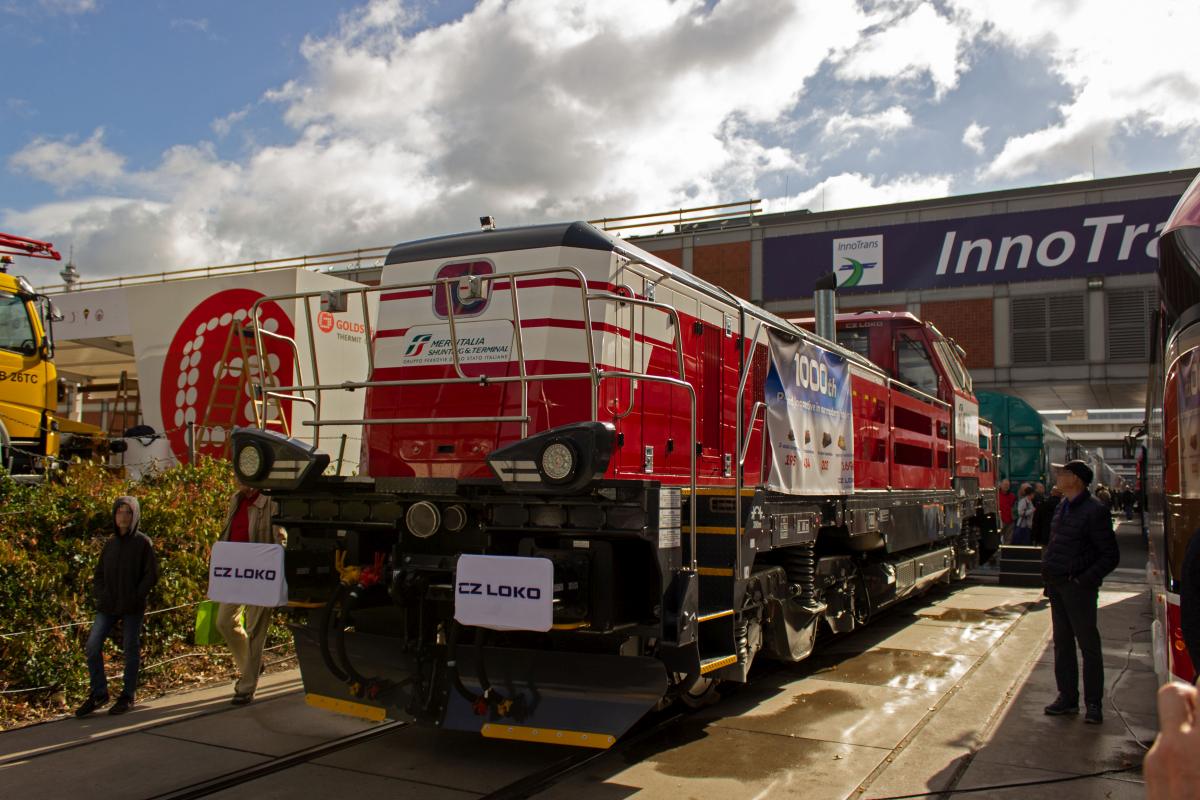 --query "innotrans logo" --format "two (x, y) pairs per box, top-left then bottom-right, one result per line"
(832, 234), (883, 287)
(405, 333), (433, 356)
